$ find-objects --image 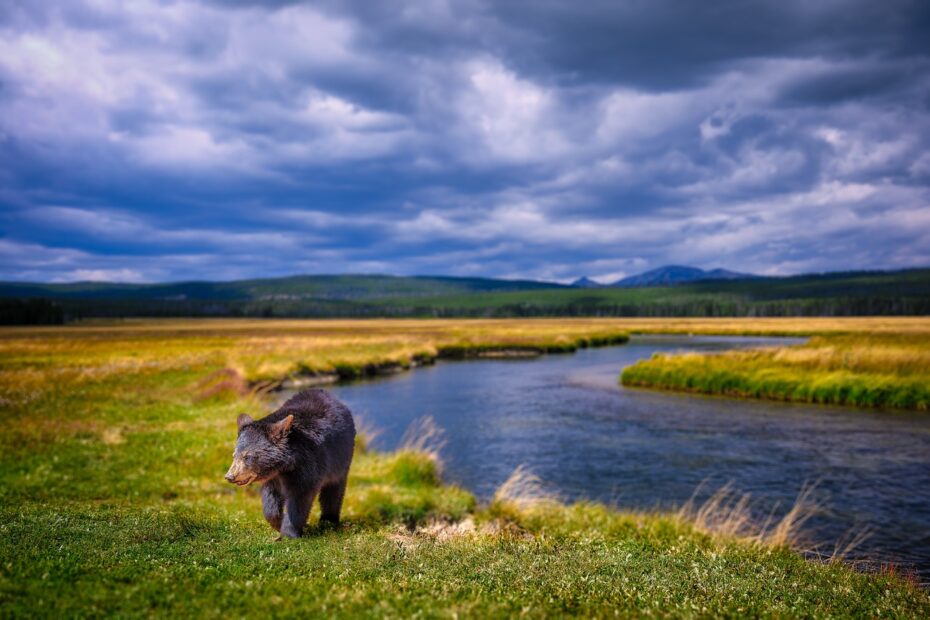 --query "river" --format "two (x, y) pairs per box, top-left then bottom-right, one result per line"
(298, 335), (930, 580)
